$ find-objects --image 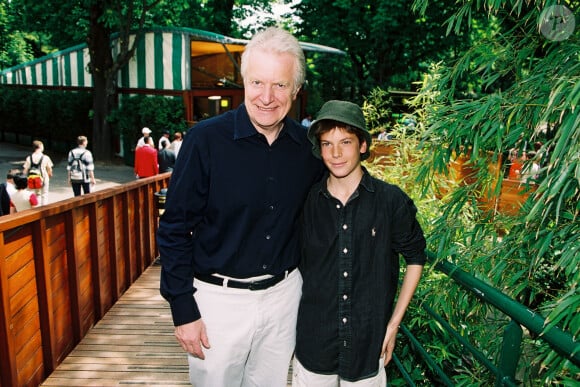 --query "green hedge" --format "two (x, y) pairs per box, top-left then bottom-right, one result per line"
(0, 88), (188, 162)
(108, 94), (188, 143)
(0, 86), (93, 146)
(108, 94), (188, 166)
